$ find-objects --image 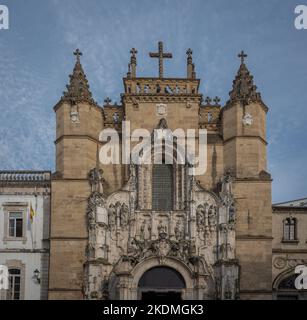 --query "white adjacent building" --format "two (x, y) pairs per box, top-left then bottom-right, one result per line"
(0, 171), (50, 300)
